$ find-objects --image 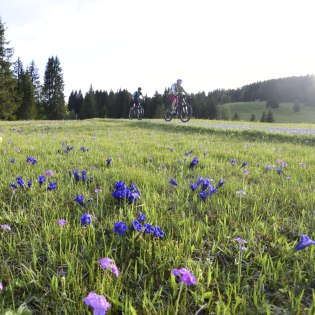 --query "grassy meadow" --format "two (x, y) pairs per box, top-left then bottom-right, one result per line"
(221, 102), (315, 124)
(1, 119), (315, 314)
